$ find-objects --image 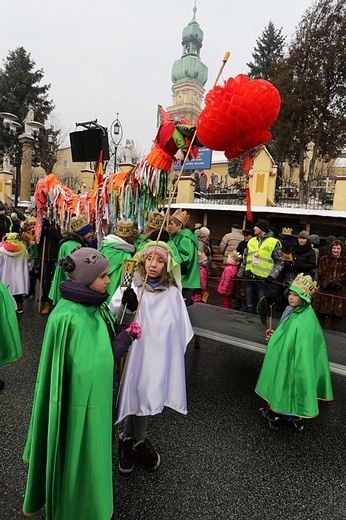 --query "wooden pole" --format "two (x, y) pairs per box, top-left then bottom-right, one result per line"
(38, 235), (46, 313)
(116, 53), (231, 407)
